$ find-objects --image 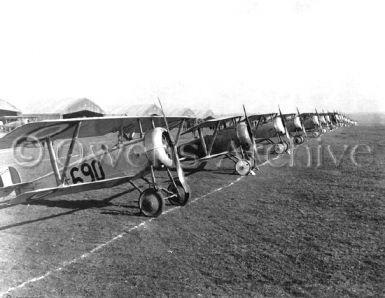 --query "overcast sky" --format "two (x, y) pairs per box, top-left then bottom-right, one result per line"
(0, 0), (384, 115)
